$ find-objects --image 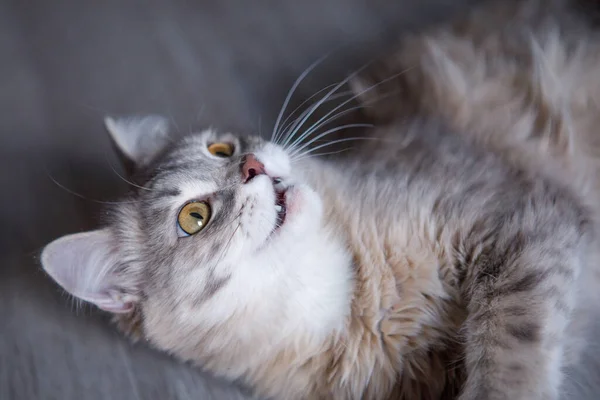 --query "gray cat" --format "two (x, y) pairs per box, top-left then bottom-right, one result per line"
(40, 0), (600, 398)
